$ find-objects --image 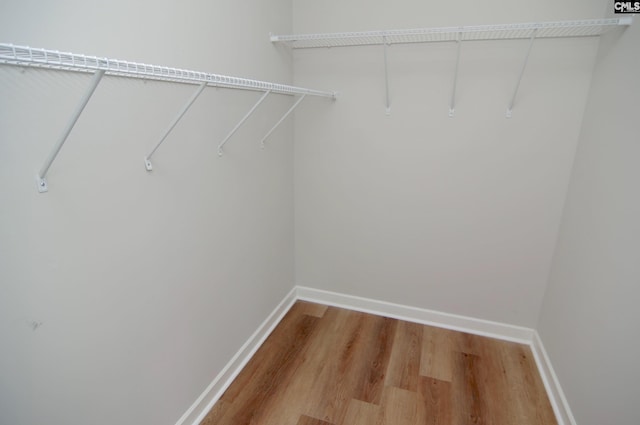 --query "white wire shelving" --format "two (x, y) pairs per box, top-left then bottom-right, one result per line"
(0, 43), (337, 192)
(0, 43), (336, 96)
(271, 17), (633, 116)
(271, 18), (633, 48)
